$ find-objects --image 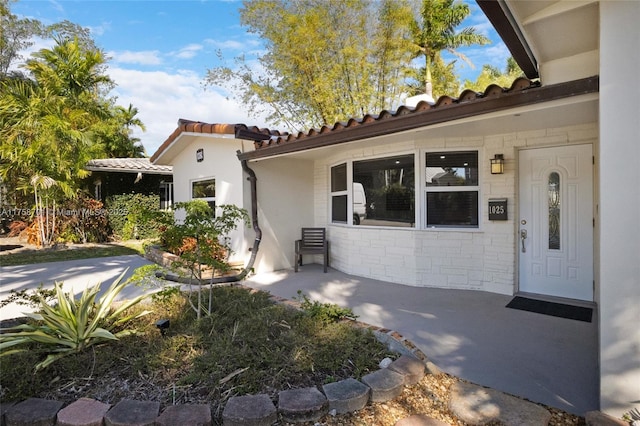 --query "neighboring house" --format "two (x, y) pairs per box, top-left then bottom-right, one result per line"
(85, 158), (173, 209)
(151, 1), (639, 417)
